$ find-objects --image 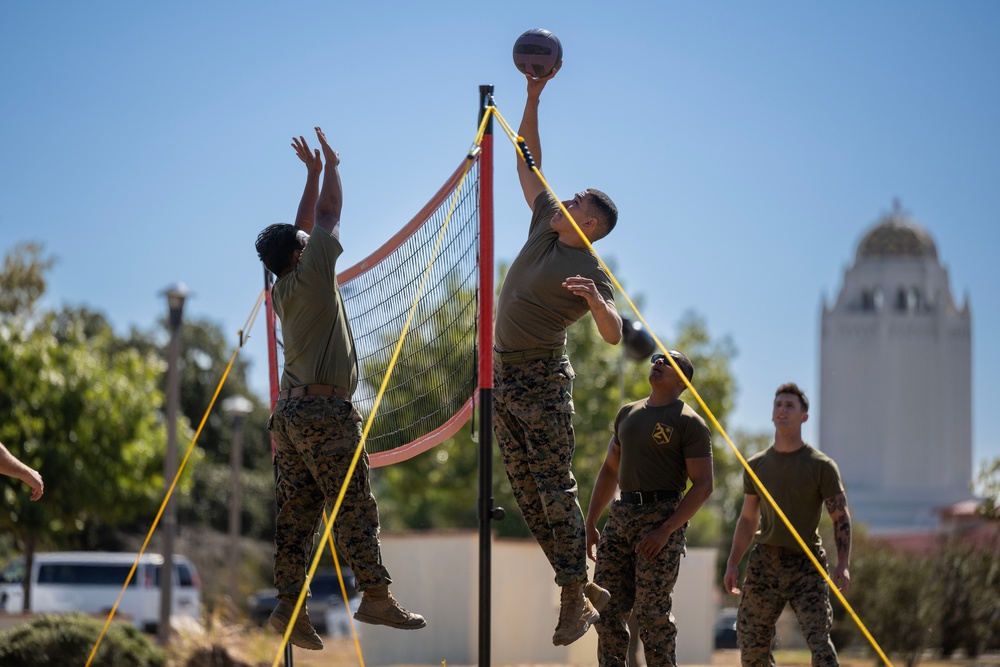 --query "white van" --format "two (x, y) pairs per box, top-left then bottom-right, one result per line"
(0, 551), (201, 632)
